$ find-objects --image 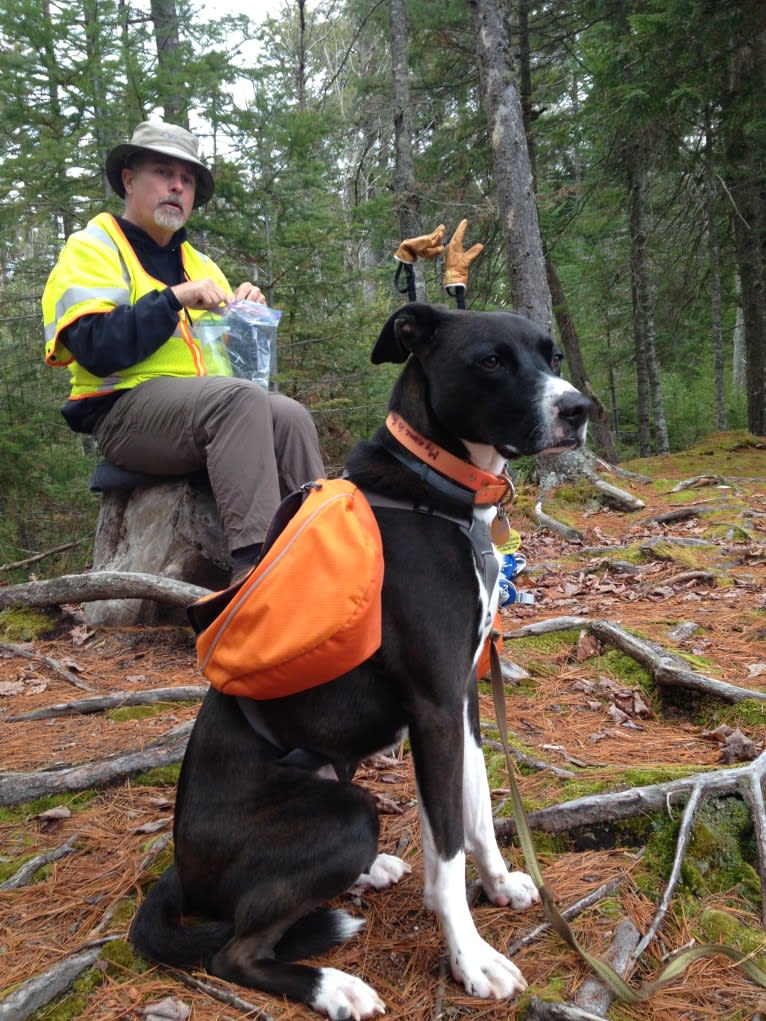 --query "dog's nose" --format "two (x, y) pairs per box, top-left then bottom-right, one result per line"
(555, 390), (592, 430)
